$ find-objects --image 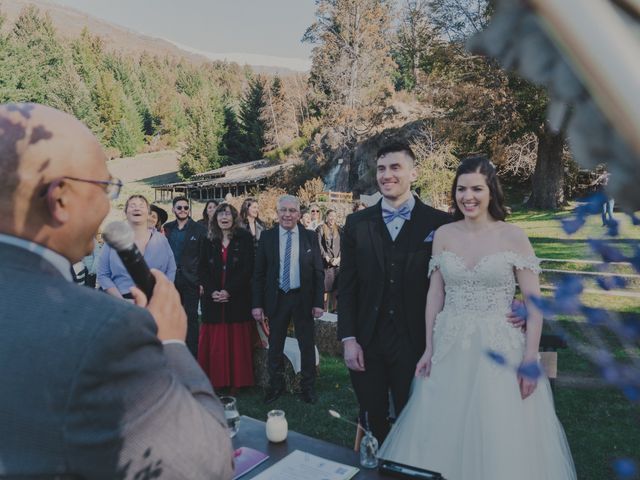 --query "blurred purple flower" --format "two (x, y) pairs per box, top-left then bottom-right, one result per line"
(550, 276), (583, 314)
(613, 458), (638, 479)
(561, 216), (585, 235)
(606, 219), (620, 237)
(596, 276), (627, 291)
(622, 385), (640, 403)
(529, 295), (556, 317)
(555, 276), (584, 297)
(517, 361), (542, 380)
(511, 299), (528, 321)
(486, 350), (507, 366)
(588, 239), (628, 263)
(630, 249), (640, 274)
(575, 192), (608, 217)
(581, 306), (610, 326)
(601, 364), (622, 384)
(593, 349), (616, 367)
